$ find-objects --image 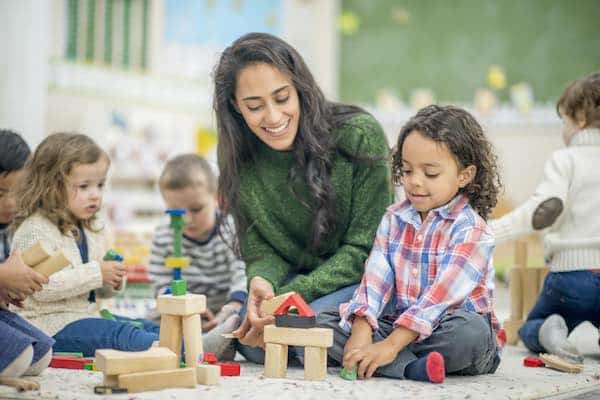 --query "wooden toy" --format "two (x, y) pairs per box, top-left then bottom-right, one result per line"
(118, 368), (197, 393)
(340, 366), (357, 380)
(502, 241), (549, 345)
(275, 314), (316, 329)
(95, 347), (178, 375)
(523, 356), (545, 367)
(273, 293), (317, 328)
(273, 293), (315, 317)
(263, 325), (333, 381)
(260, 292), (296, 316)
(539, 353), (584, 373)
(91, 208), (219, 393)
(217, 362), (241, 376)
(49, 356), (94, 369)
(21, 241), (71, 277)
(196, 364), (220, 385)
